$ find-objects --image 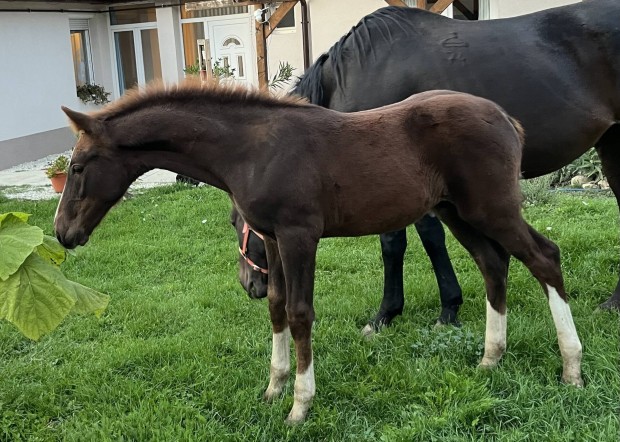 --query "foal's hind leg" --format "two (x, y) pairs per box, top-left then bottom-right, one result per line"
(263, 237), (291, 402)
(434, 203), (510, 368)
(454, 200), (583, 386)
